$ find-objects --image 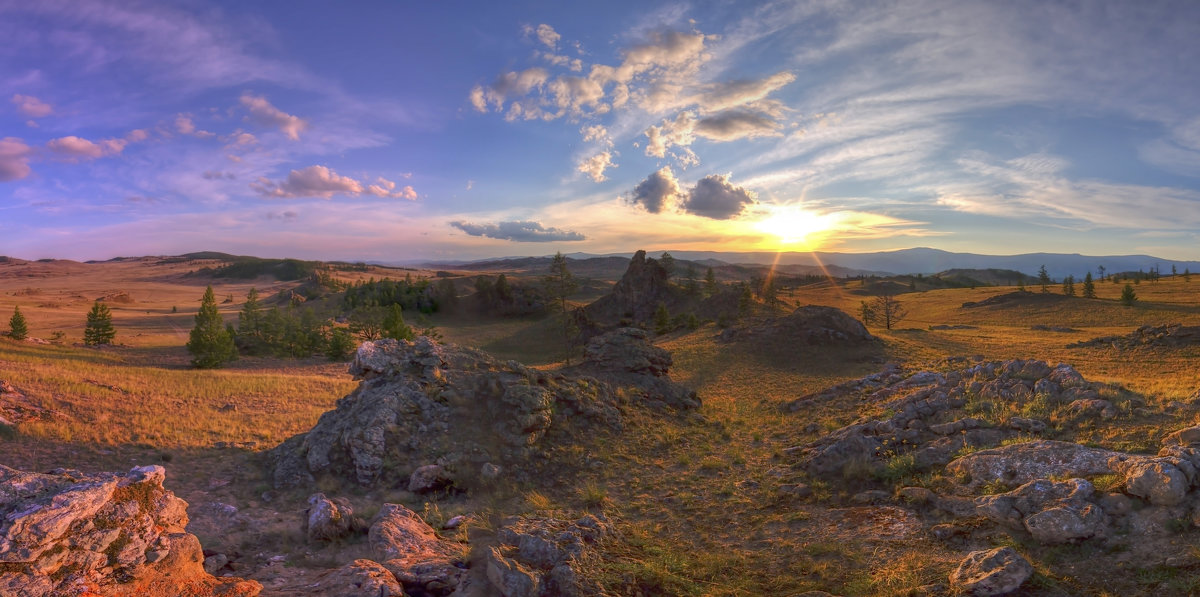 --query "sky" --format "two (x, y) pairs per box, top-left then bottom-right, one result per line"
(3, 0), (1200, 262)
